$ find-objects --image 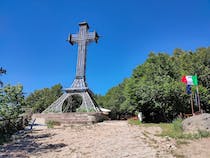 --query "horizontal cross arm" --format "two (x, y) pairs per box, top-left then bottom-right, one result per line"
(87, 31), (99, 43)
(67, 34), (78, 45)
